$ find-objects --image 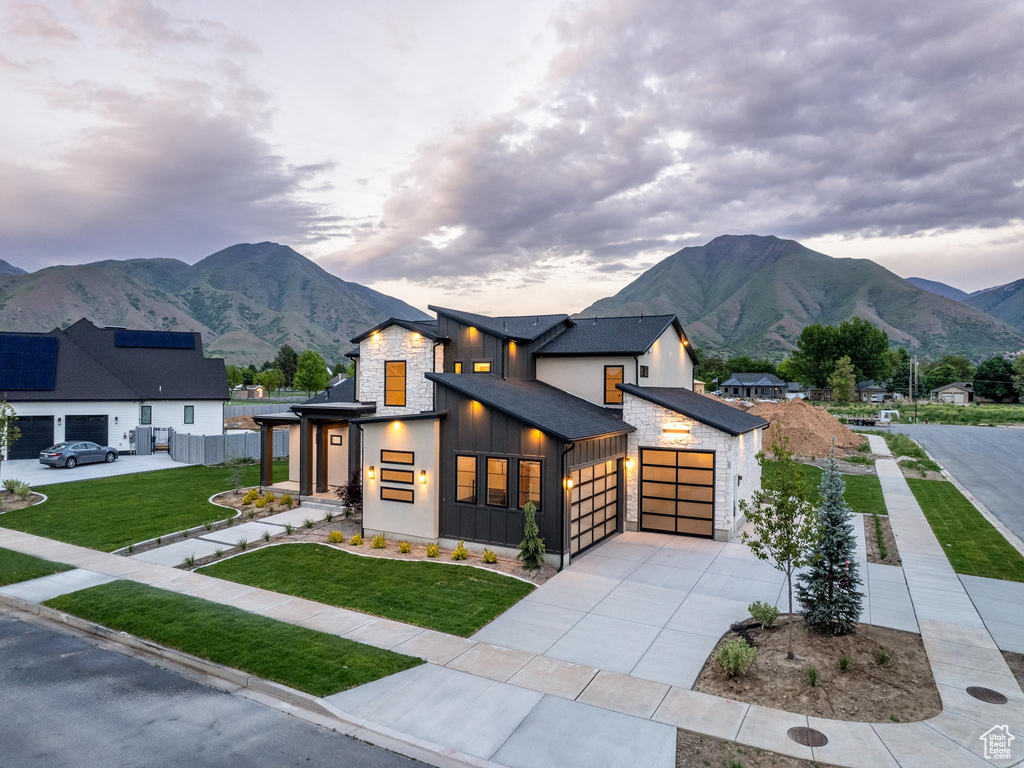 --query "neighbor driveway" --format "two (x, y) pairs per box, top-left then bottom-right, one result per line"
(891, 424), (1024, 540)
(0, 453), (179, 488)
